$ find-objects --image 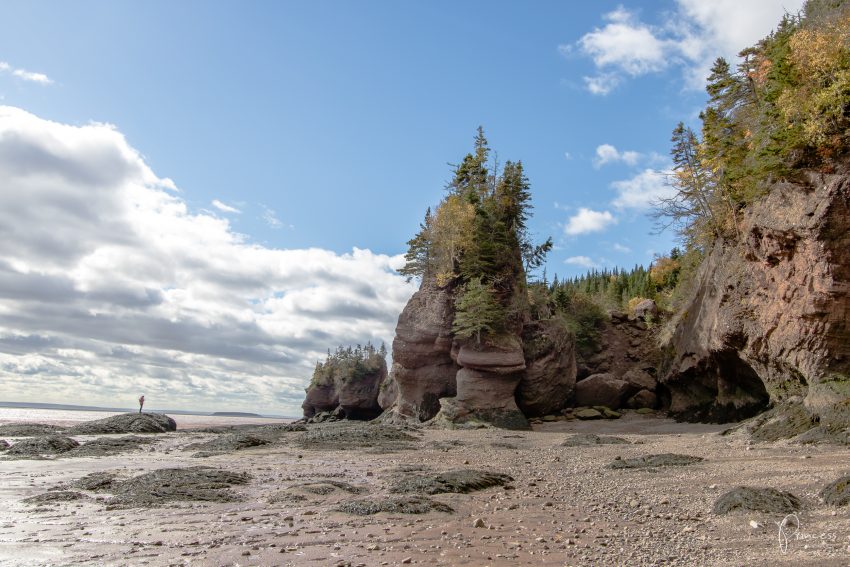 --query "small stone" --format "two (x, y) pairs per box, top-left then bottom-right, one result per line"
(629, 499), (640, 508)
(401, 558), (412, 564)
(749, 520), (761, 529)
(473, 518), (486, 528)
